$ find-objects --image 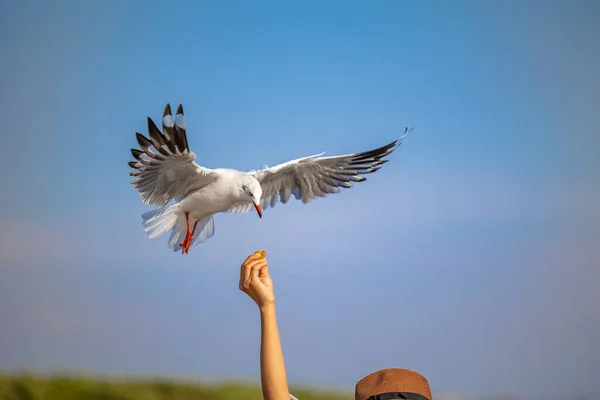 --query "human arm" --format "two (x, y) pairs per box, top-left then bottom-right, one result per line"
(239, 252), (290, 400)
